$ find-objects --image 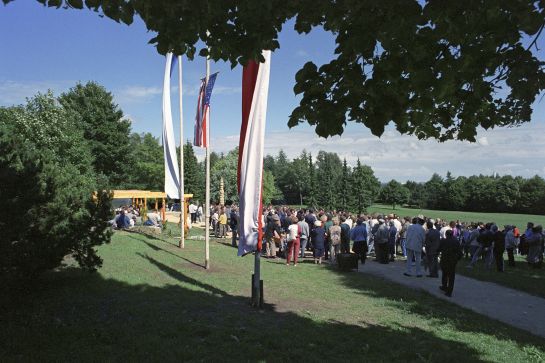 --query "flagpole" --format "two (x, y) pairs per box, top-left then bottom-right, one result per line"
(204, 51), (211, 270)
(178, 55), (185, 249)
